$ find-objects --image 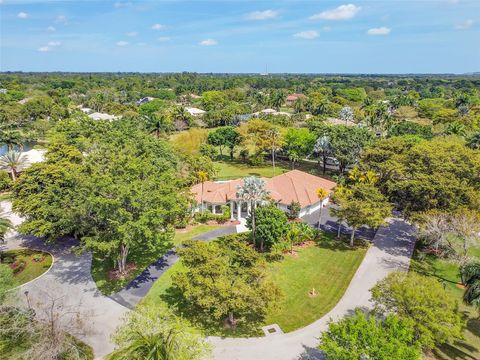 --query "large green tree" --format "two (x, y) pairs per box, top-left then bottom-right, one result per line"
(329, 125), (375, 173)
(319, 310), (421, 360)
(248, 204), (288, 251)
(371, 272), (463, 350)
(361, 137), (480, 214)
(173, 238), (281, 328)
(331, 184), (392, 246)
